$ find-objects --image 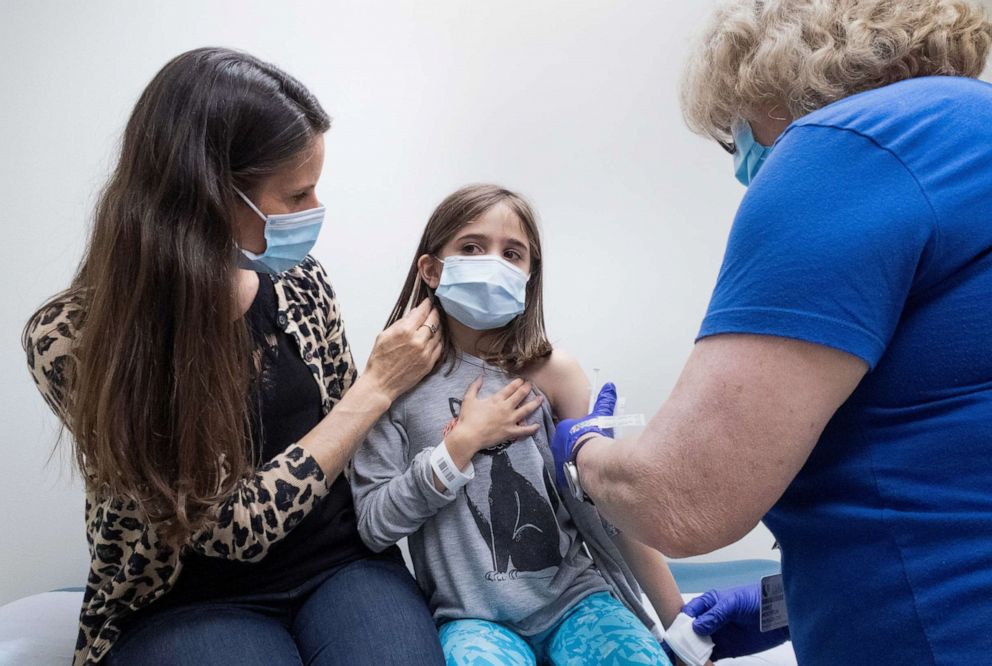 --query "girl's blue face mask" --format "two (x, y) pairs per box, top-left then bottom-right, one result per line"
(235, 188), (325, 274)
(435, 255), (529, 331)
(732, 121), (774, 187)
